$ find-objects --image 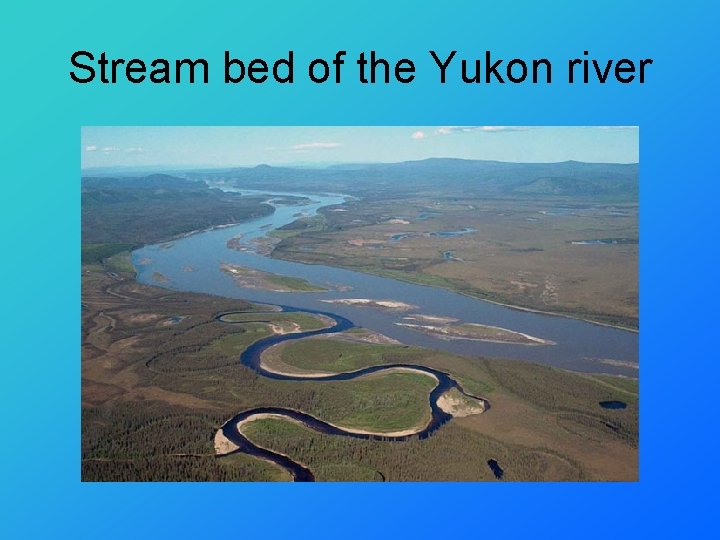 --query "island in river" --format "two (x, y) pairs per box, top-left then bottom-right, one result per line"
(221, 263), (328, 292)
(397, 315), (554, 345)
